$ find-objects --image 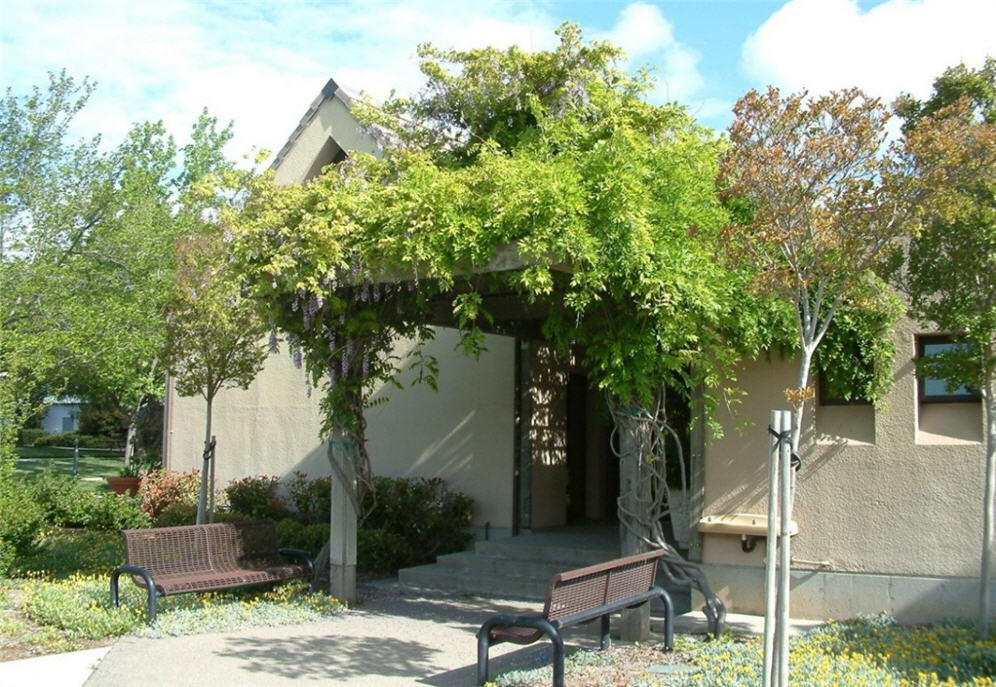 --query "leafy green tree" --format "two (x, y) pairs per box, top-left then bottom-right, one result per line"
(234, 25), (777, 606)
(899, 59), (996, 638)
(719, 87), (910, 453)
(0, 71), (243, 471)
(164, 196), (268, 526)
(0, 71), (106, 464)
